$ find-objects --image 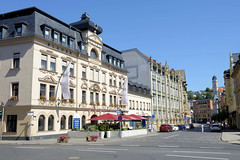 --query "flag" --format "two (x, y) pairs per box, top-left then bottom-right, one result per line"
(122, 78), (128, 105)
(61, 60), (72, 99)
